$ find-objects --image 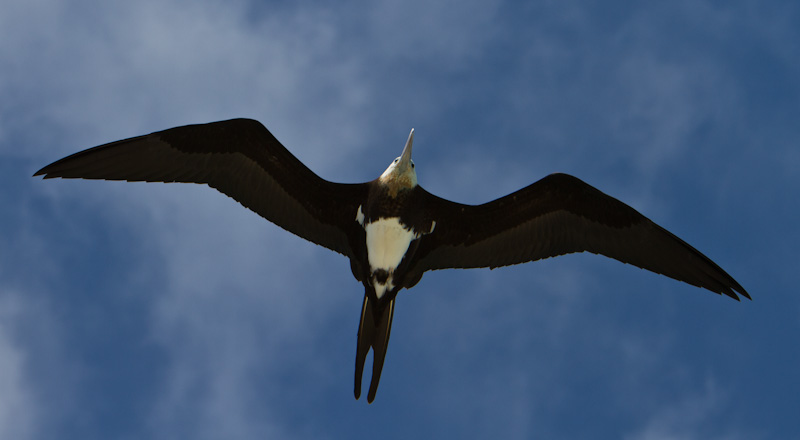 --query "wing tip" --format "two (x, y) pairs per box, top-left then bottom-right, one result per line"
(734, 288), (752, 301)
(719, 282), (751, 302)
